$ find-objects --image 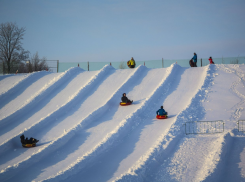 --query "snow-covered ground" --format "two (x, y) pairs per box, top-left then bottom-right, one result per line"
(0, 64), (244, 182)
